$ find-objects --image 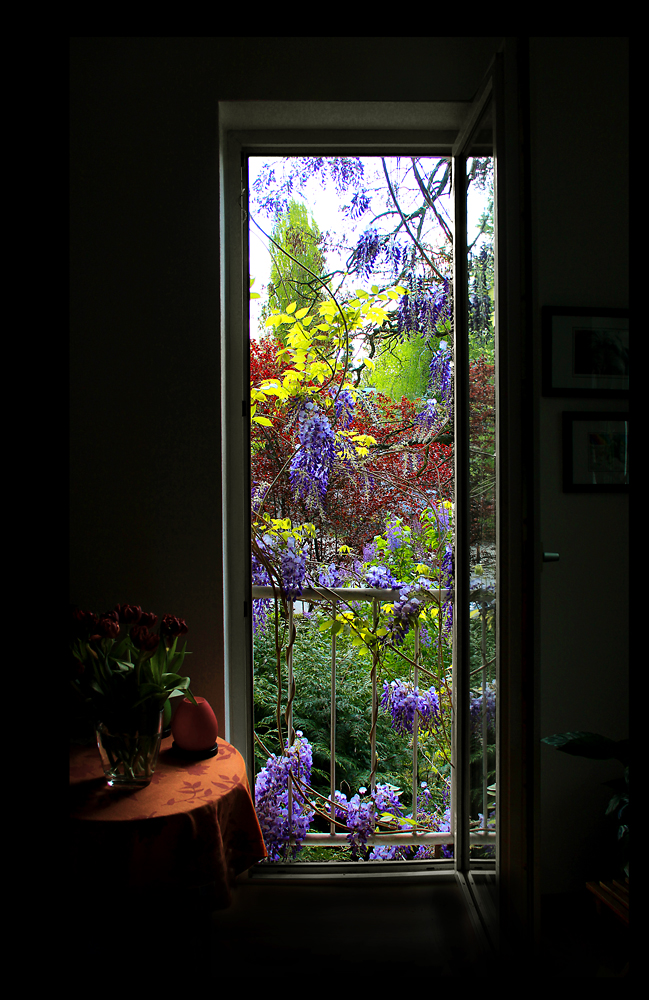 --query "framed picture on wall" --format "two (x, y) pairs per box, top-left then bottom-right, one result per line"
(562, 411), (629, 493)
(542, 307), (629, 398)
